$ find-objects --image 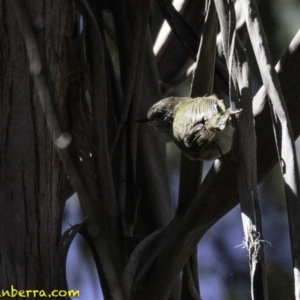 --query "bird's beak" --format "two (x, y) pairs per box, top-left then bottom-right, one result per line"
(135, 117), (151, 123)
